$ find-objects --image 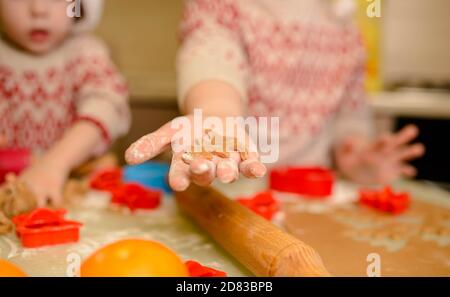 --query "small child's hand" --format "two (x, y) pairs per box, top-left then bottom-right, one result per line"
(19, 156), (70, 207)
(335, 125), (425, 185)
(125, 115), (266, 191)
